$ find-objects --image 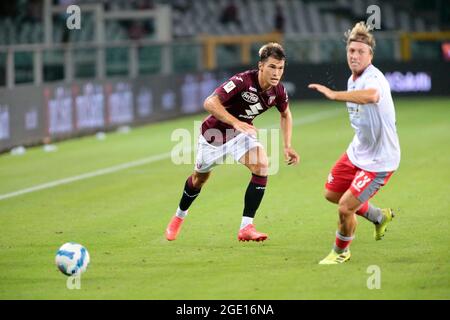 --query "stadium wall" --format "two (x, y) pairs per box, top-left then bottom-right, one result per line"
(284, 61), (450, 100)
(0, 70), (233, 153)
(0, 61), (449, 153)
